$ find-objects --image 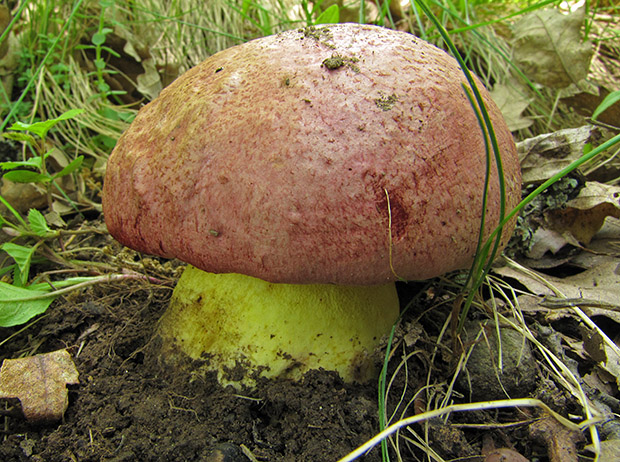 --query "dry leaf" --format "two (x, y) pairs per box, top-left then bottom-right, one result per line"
(560, 182), (620, 211)
(482, 434), (530, 462)
(522, 182), (620, 259)
(136, 58), (163, 100)
(490, 82), (533, 131)
(0, 349), (79, 423)
(0, 5), (18, 104)
(583, 370), (614, 396)
(581, 325), (606, 363)
(529, 415), (584, 462)
(546, 182), (620, 245)
(594, 329), (620, 388)
(570, 220), (620, 270)
(512, 7), (593, 88)
(517, 125), (600, 185)
(526, 227), (571, 260)
(485, 448), (529, 462)
(0, 179), (47, 214)
(495, 261), (620, 323)
(0, 5), (10, 59)
(585, 439), (620, 461)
